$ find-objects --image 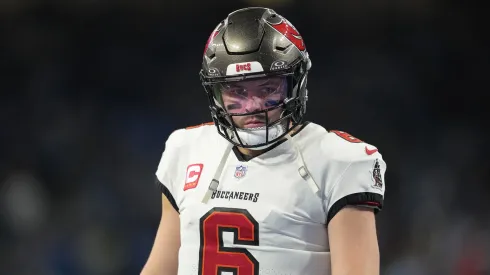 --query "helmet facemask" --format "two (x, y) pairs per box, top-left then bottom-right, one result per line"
(201, 69), (307, 149)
